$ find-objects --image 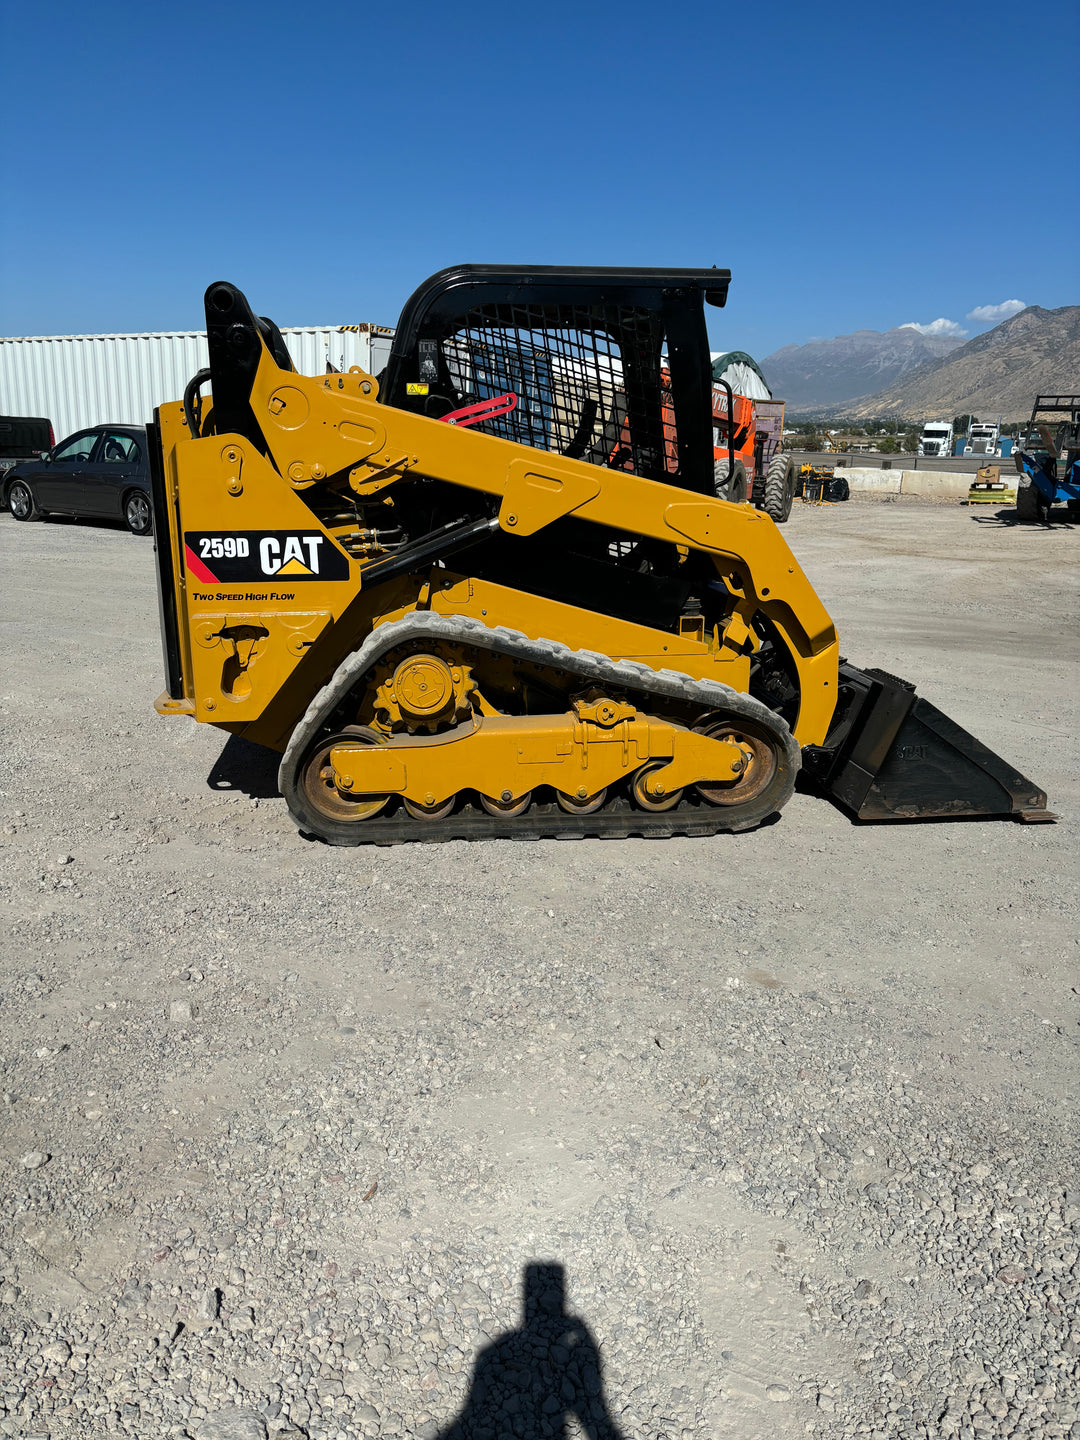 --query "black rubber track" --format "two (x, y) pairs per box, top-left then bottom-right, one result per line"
(299, 793), (776, 846)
